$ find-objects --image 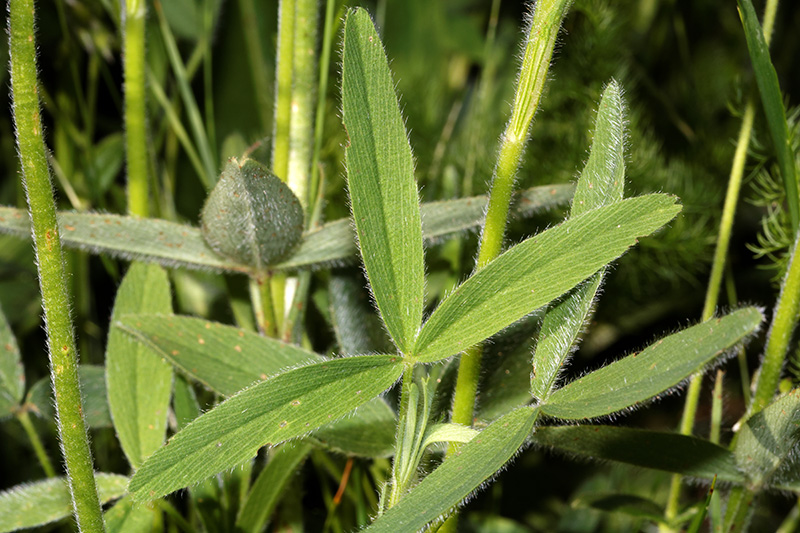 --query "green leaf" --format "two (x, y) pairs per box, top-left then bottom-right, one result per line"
(0, 473), (128, 533)
(733, 388), (800, 490)
(118, 314), (398, 458)
(0, 206), (250, 273)
(310, 397), (397, 458)
(116, 314), (319, 397)
(129, 355), (403, 501)
(236, 442), (313, 533)
(366, 406), (538, 532)
(104, 496), (157, 533)
(532, 274), (603, 402)
(0, 185), (571, 275)
(342, 8), (425, 354)
(533, 81), (626, 402)
(531, 426), (744, 483)
(26, 365), (112, 428)
(201, 158), (304, 270)
(570, 79), (626, 218)
(413, 195), (681, 362)
(737, 0), (799, 229)
(0, 302), (23, 418)
(107, 263), (173, 469)
(540, 307), (763, 419)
